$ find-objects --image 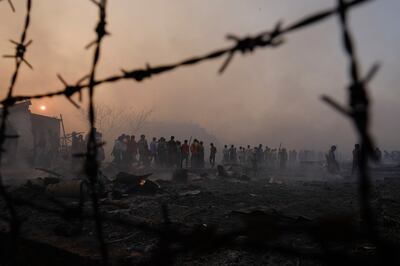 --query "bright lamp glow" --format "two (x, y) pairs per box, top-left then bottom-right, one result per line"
(40, 105), (46, 111)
